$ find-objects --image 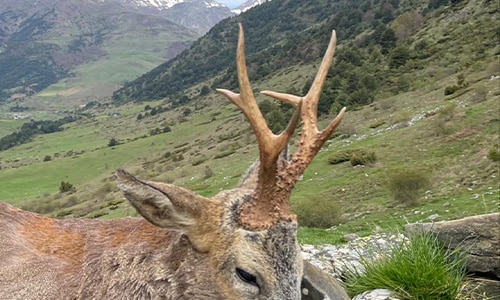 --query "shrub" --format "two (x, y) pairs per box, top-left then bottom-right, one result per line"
(444, 85), (460, 96)
(203, 166), (214, 179)
(59, 181), (76, 194)
(191, 157), (207, 166)
(213, 150), (235, 159)
(487, 146), (499, 161)
(108, 138), (119, 147)
(149, 128), (162, 136)
(438, 102), (457, 121)
(344, 231), (467, 299)
(428, 117), (447, 137)
(43, 155), (52, 162)
(328, 149), (376, 166)
(328, 150), (354, 164)
(387, 169), (431, 205)
(293, 195), (343, 228)
(350, 151), (376, 166)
